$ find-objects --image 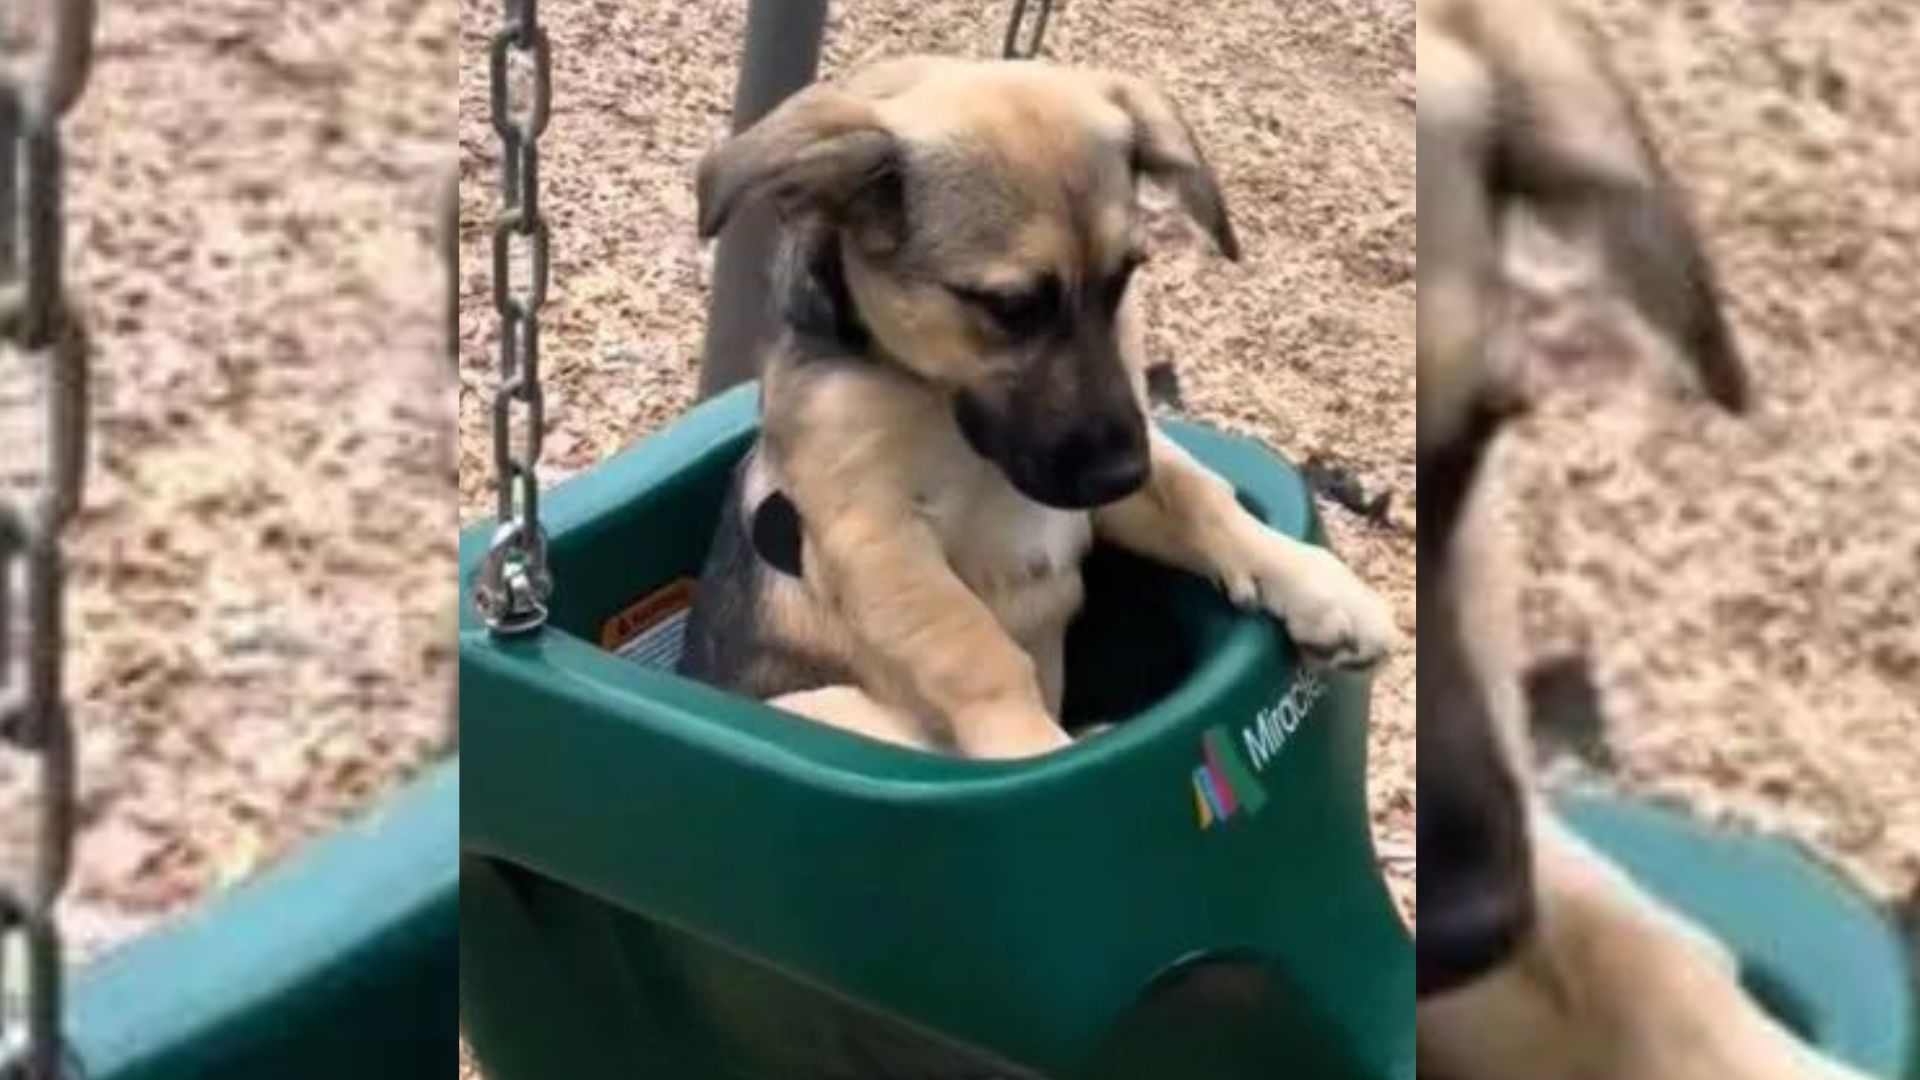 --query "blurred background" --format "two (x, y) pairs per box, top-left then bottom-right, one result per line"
(0, 0), (455, 963)
(1493, 0), (1919, 903)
